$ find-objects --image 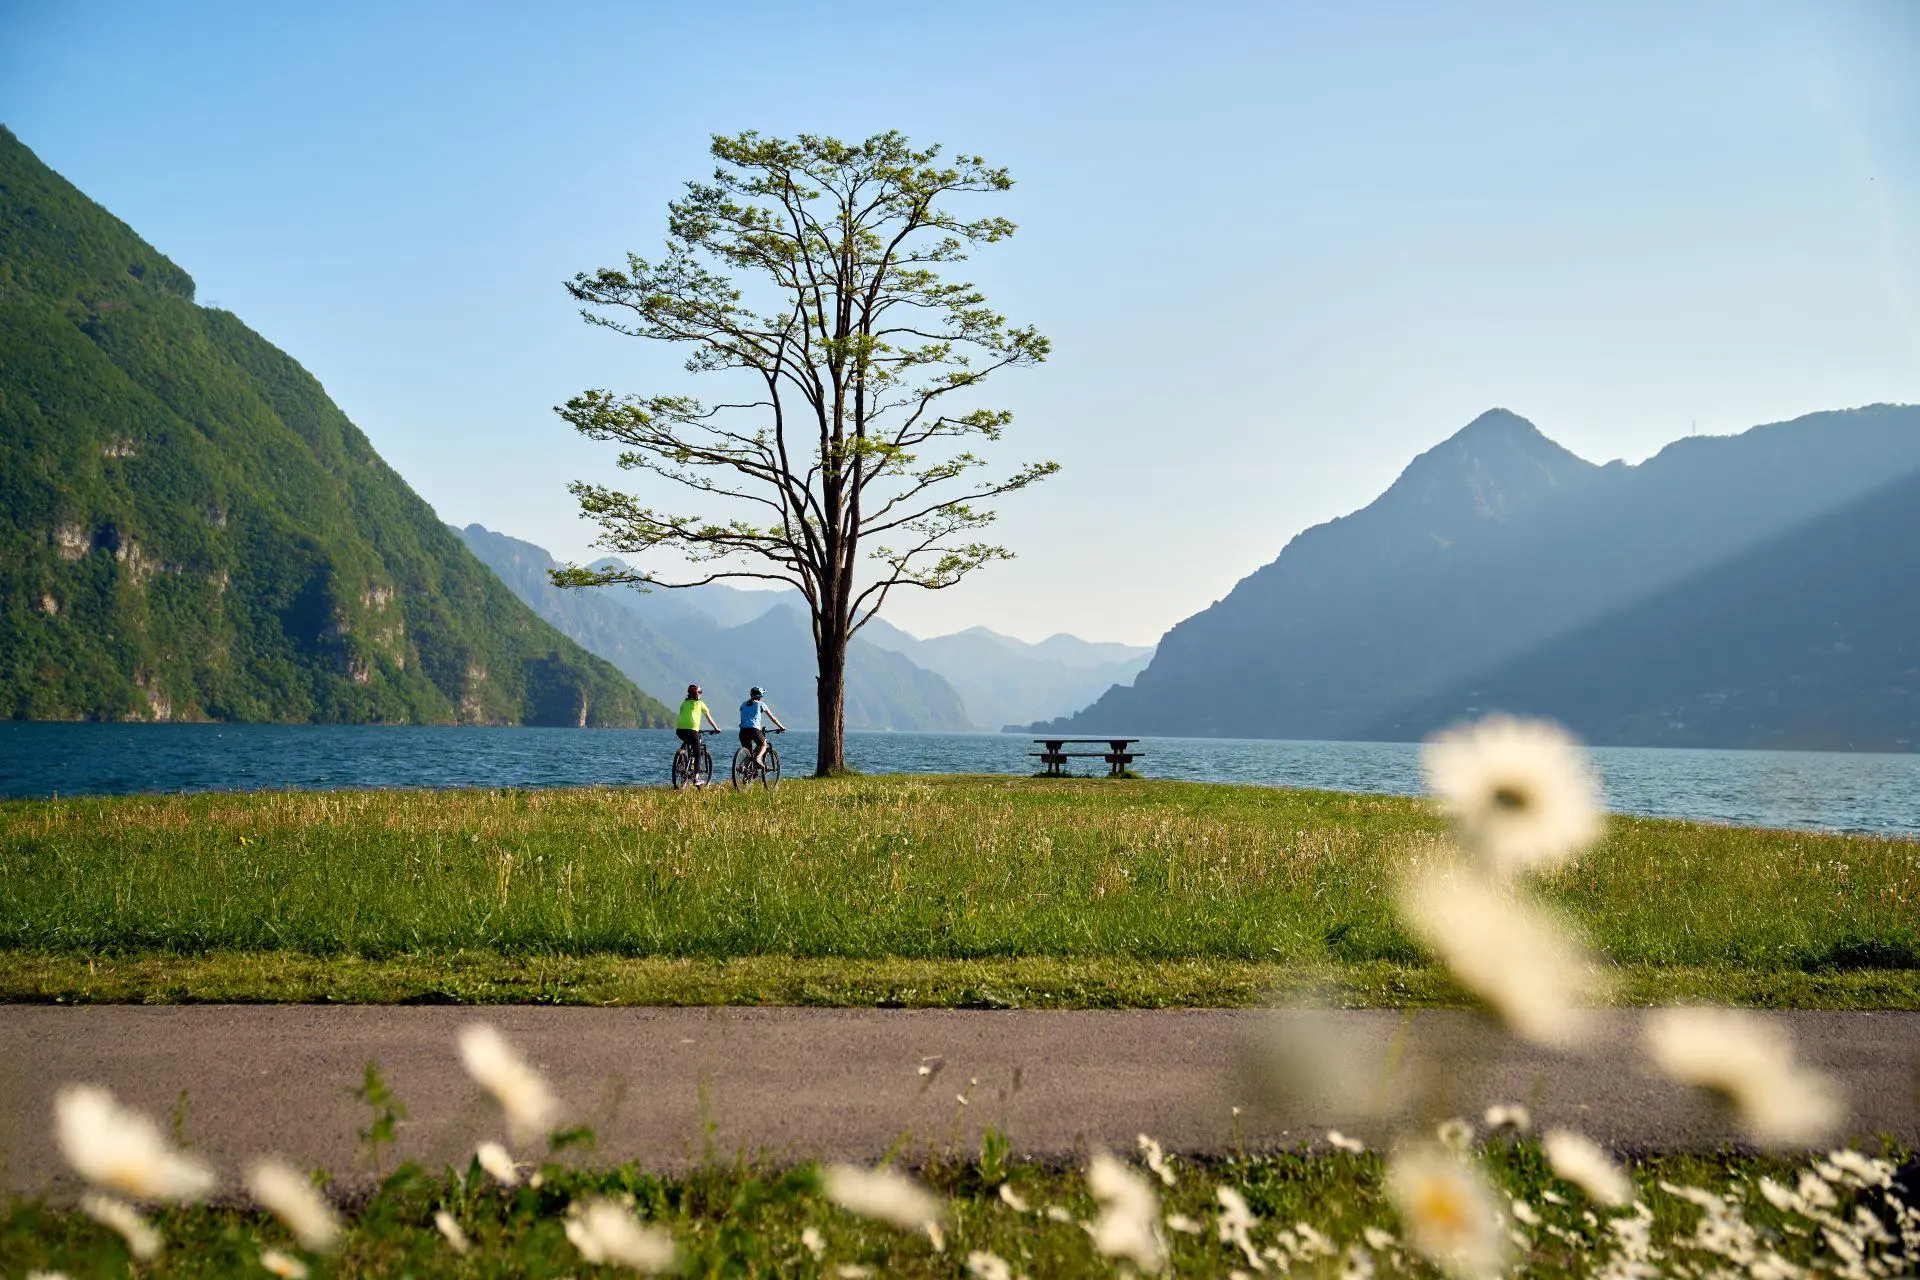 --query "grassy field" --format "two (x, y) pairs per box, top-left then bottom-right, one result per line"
(6, 1142), (1908, 1279)
(2, 775), (1916, 1007)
